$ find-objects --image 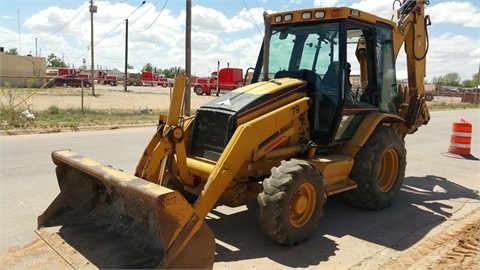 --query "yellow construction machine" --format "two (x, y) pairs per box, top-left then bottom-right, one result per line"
(37, 0), (431, 268)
